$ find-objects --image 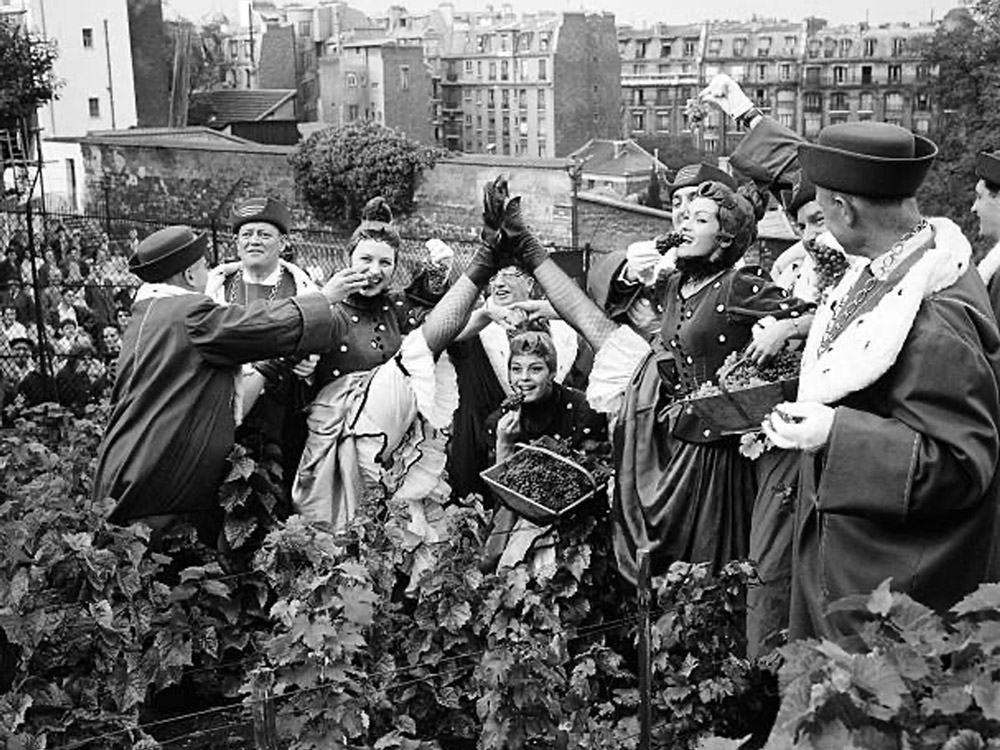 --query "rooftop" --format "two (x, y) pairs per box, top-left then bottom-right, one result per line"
(187, 89), (296, 128)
